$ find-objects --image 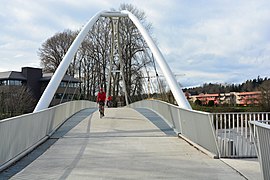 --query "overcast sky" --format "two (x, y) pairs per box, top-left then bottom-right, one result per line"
(1, 0), (270, 87)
